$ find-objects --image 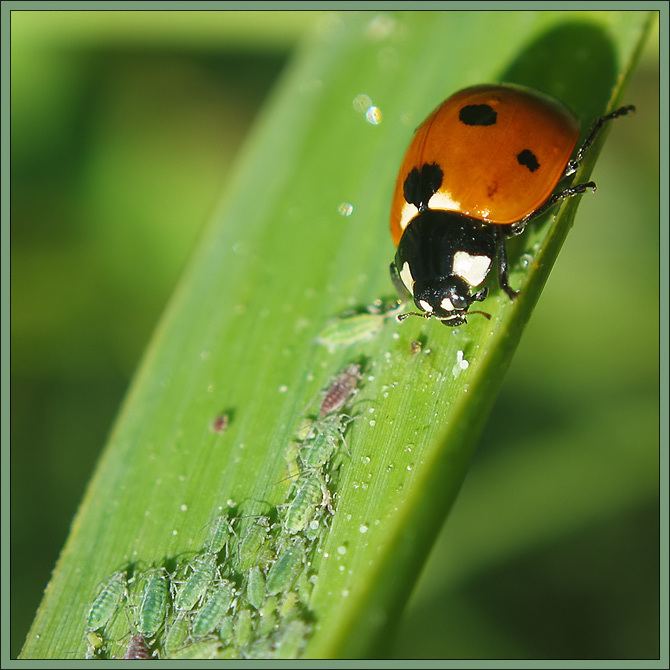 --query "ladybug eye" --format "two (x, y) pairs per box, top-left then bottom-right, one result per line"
(446, 288), (468, 311)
